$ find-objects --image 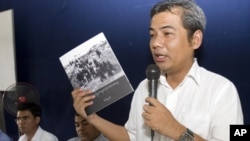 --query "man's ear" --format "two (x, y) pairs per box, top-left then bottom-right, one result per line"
(192, 30), (203, 50)
(35, 116), (40, 124)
